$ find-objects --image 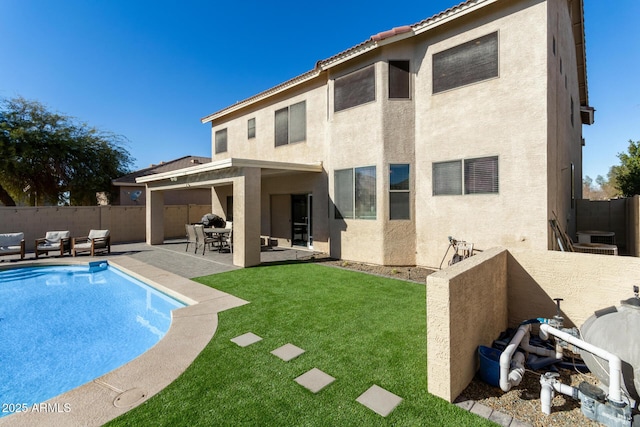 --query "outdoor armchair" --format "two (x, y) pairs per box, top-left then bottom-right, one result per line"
(0, 232), (25, 260)
(35, 230), (71, 259)
(194, 224), (218, 255)
(72, 229), (111, 256)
